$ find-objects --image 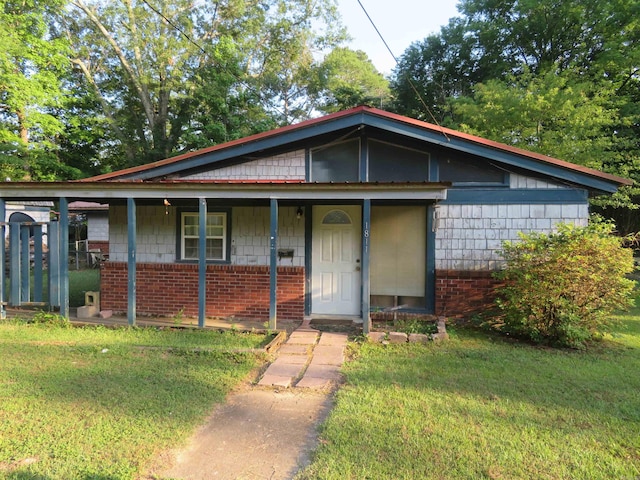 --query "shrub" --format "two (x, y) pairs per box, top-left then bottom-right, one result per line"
(491, 220), (635, 348)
